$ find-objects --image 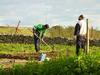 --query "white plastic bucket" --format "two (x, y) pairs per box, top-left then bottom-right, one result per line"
(39, 53), (46, 61)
